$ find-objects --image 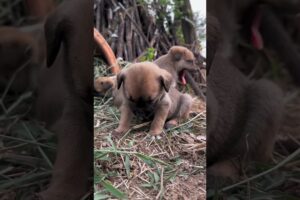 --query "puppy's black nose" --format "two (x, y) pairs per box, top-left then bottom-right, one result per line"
(136, 98), (146, 107)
